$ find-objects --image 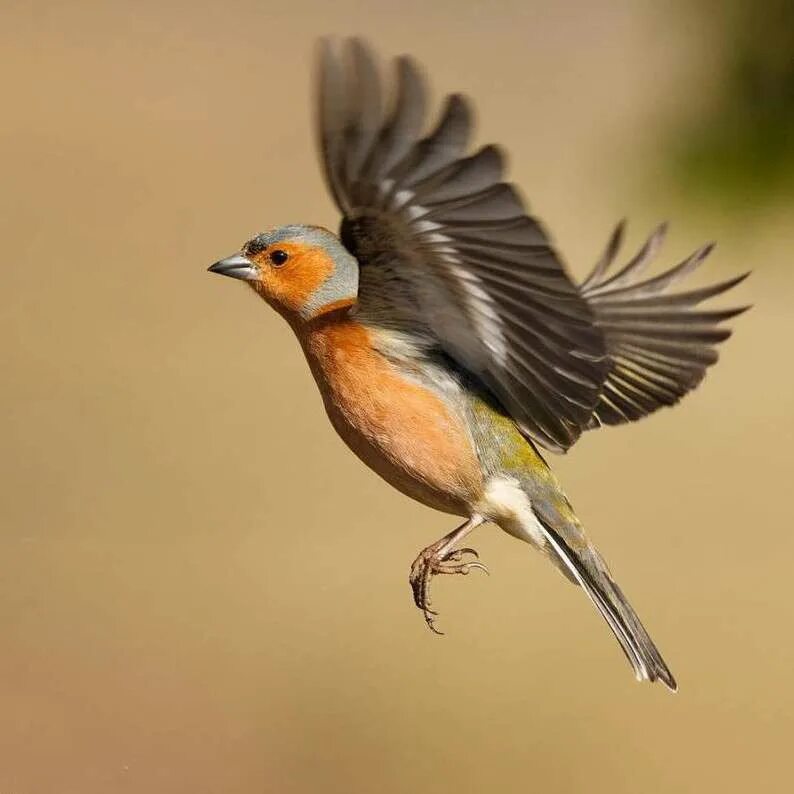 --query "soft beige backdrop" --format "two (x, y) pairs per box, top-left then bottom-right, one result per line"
(2, 1), (791, 792)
